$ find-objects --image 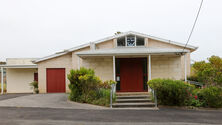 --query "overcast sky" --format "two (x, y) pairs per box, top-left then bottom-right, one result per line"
(0, 0), (221, 62)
